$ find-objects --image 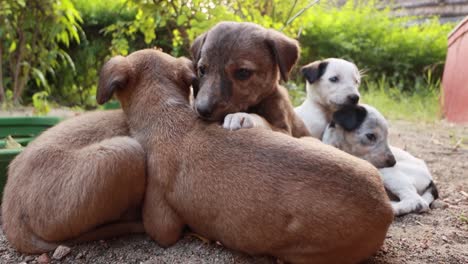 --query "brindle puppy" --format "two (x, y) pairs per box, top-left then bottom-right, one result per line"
(191, 22), (310, 137)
